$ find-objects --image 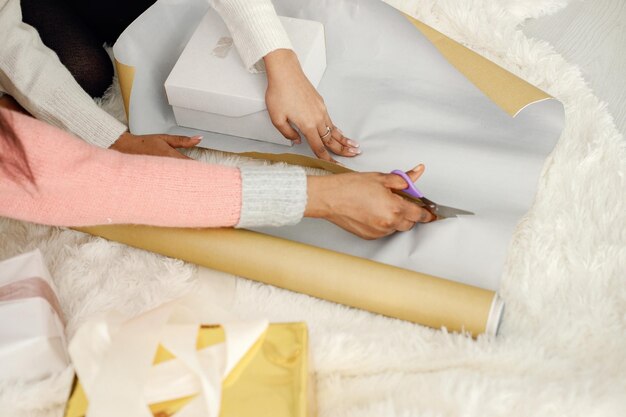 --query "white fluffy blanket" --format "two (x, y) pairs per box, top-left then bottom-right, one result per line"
(1, 0), (625, 416)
